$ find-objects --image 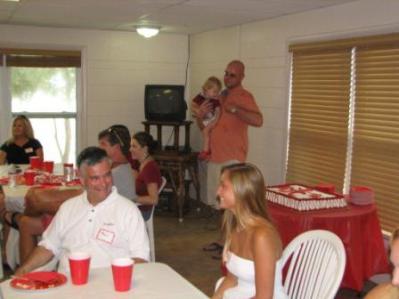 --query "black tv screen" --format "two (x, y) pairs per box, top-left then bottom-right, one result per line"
(145, 85), (187, 122)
